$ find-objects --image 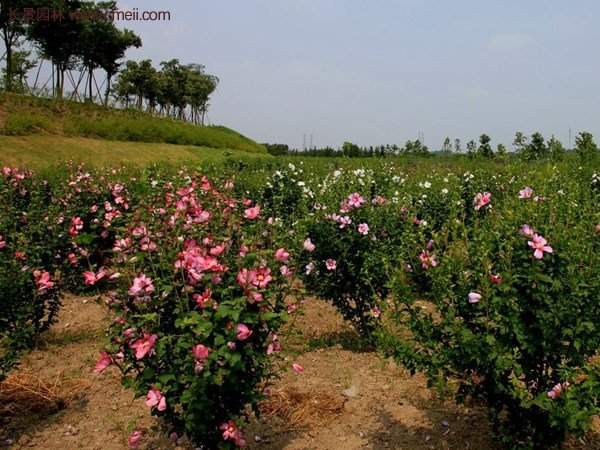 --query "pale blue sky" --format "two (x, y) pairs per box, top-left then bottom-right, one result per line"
(121, 0), (600, 149)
